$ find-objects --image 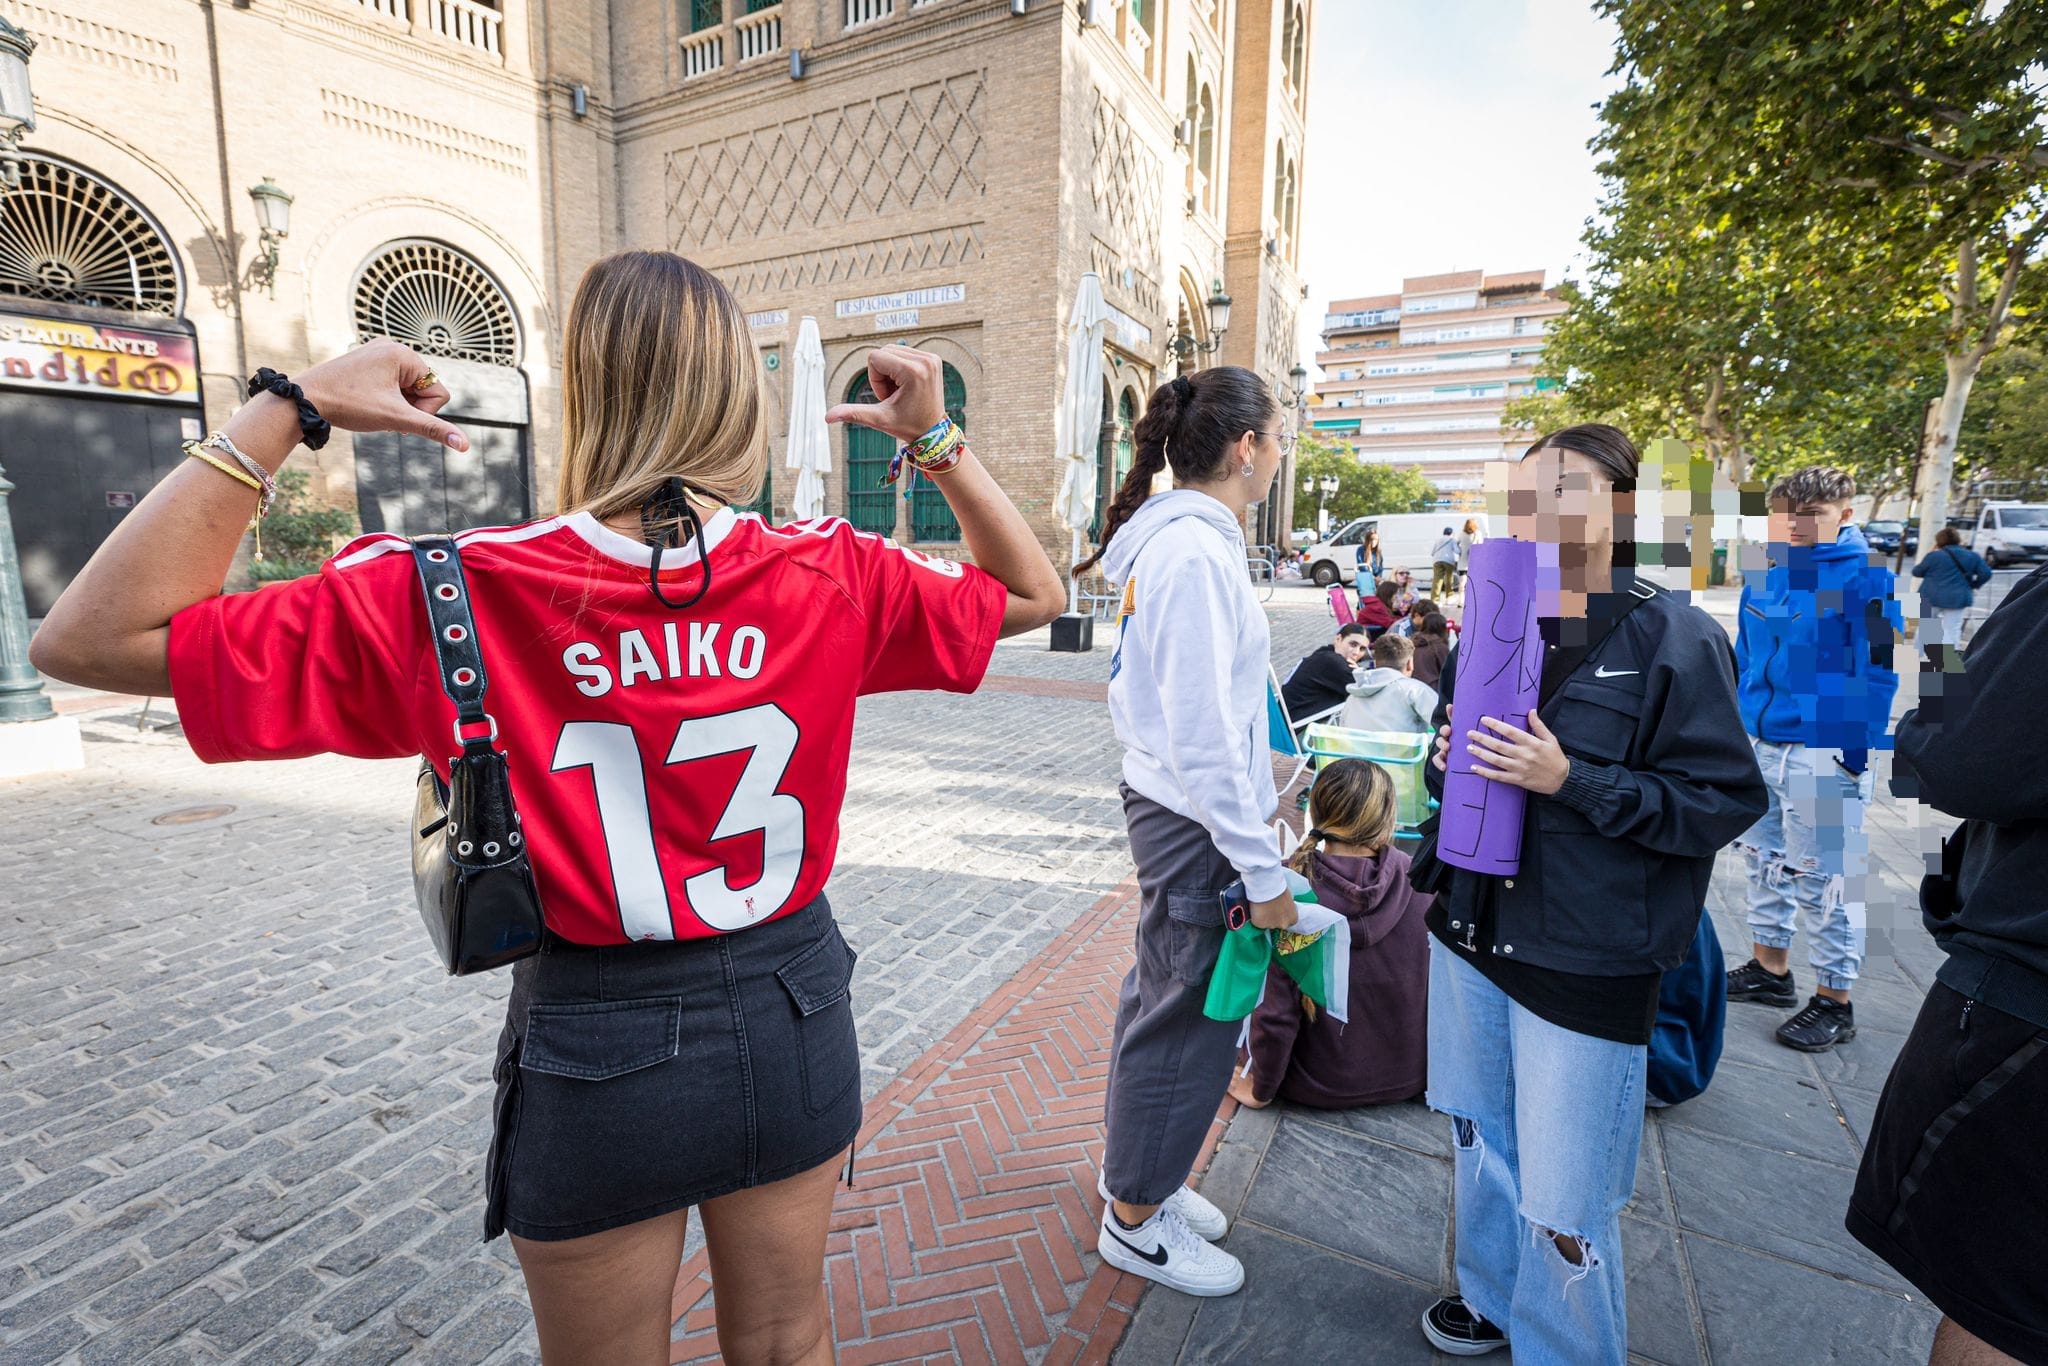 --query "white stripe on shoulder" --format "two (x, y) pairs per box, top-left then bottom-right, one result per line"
(454, 517), (566, 548)
(331, 534), (412, 570)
